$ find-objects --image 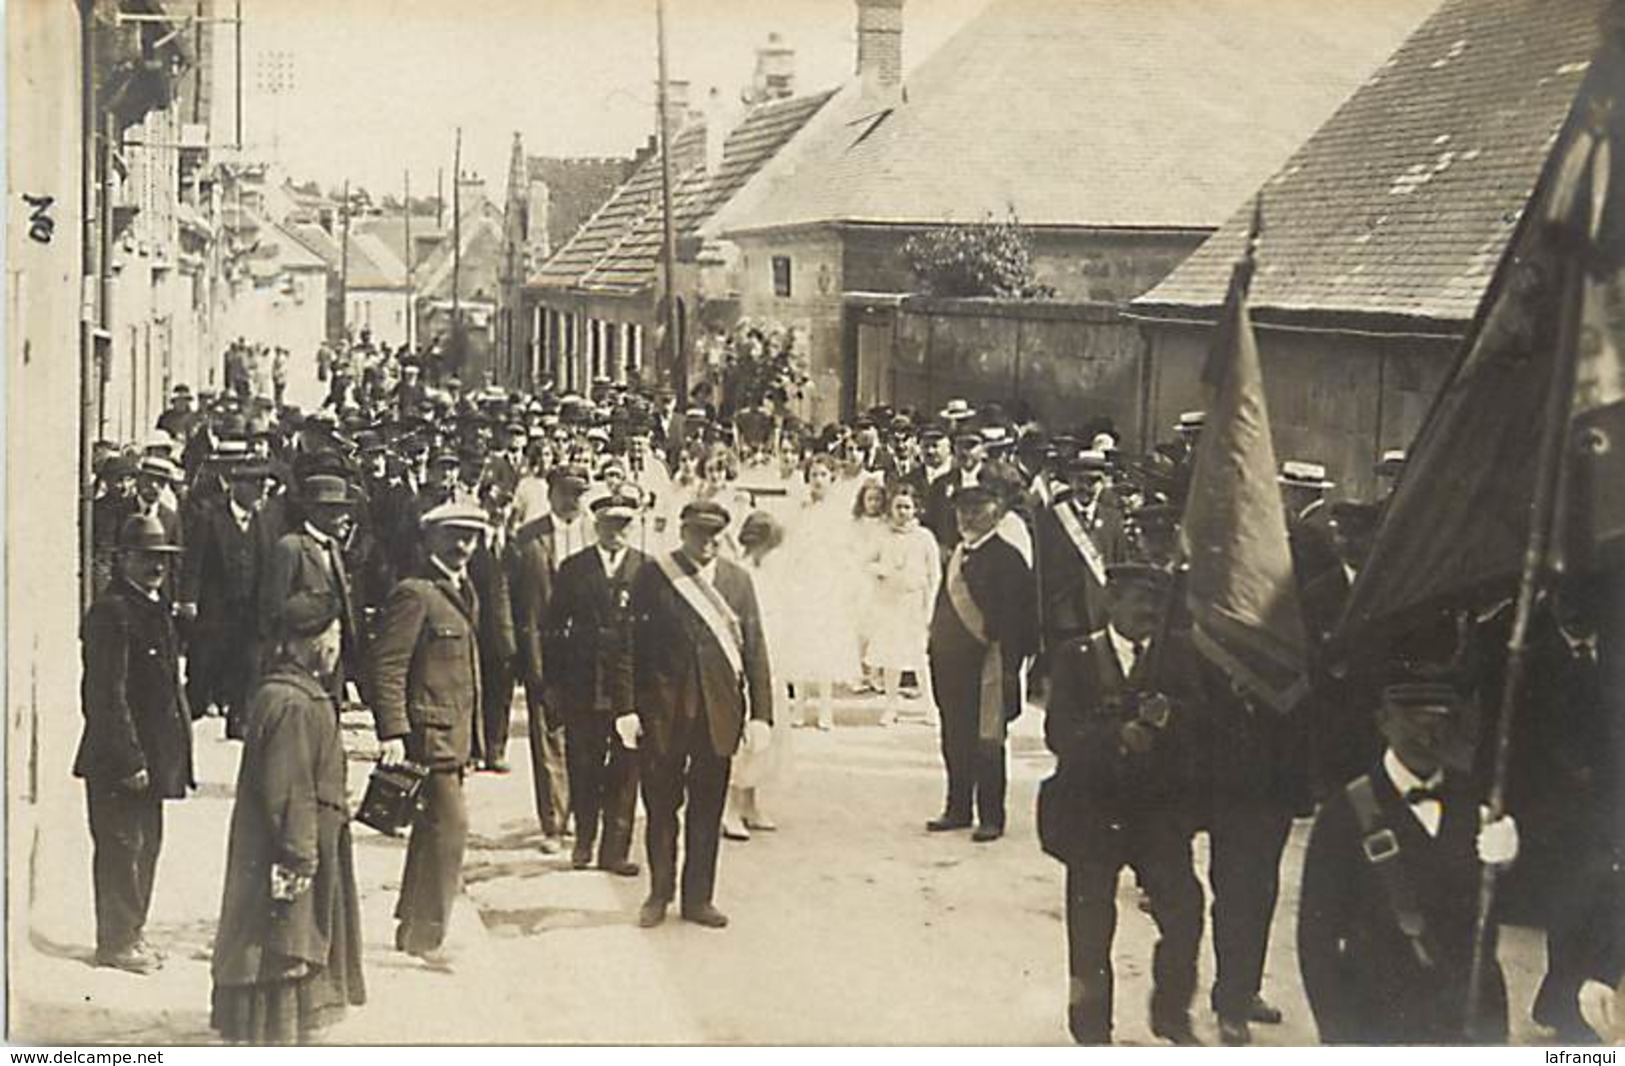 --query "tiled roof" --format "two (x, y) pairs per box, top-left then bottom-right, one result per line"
(722, 0), (1438, 234)
(1134, 0), (1606, 327)
(536, 90), (836, 294)
(357, 214), (444, 272)
(525, 156), (635, 252)
(344, 231), (409, 291)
